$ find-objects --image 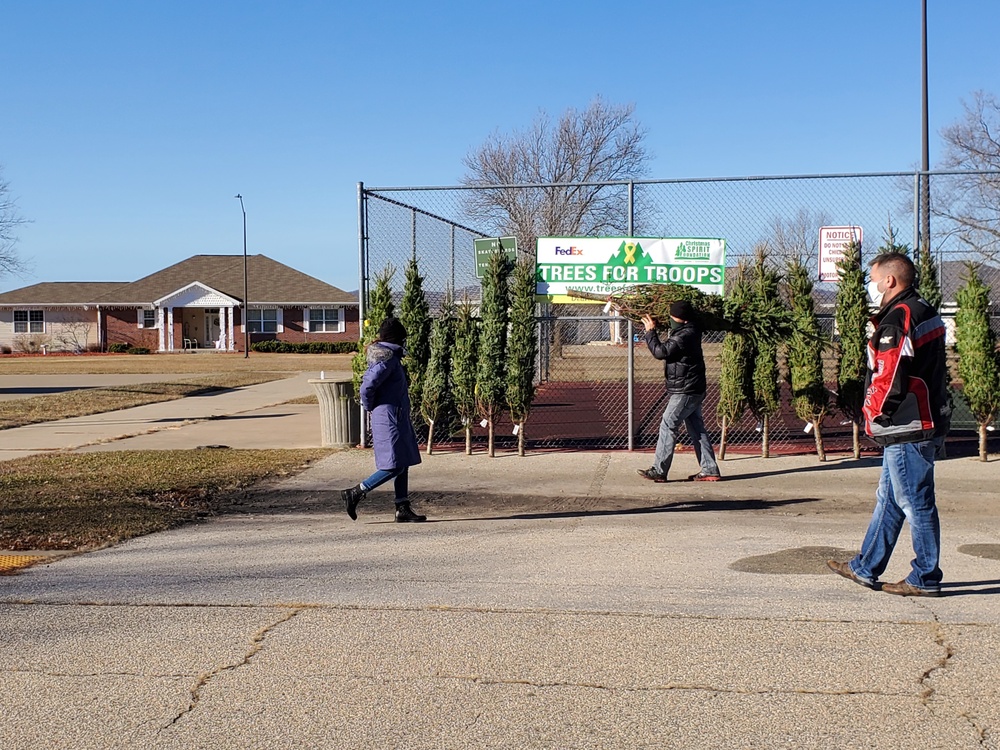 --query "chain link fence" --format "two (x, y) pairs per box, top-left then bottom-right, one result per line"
(359, 172), (999, 454)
